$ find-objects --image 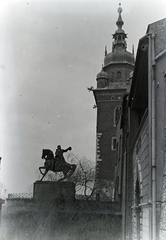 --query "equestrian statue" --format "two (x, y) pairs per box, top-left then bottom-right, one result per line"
(39, 145), (76, 181)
